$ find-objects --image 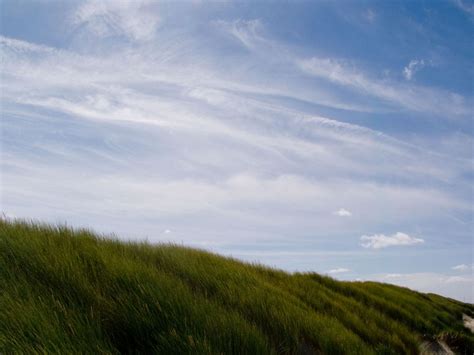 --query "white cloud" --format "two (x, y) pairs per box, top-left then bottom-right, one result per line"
(452, 264), (473, 271)
(334, 208), (352, 217)
(327, 267), (350, 274)
(403, 59), (425, 80)
(163, 229), (172, 234)
(360, 232), (424, 249)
